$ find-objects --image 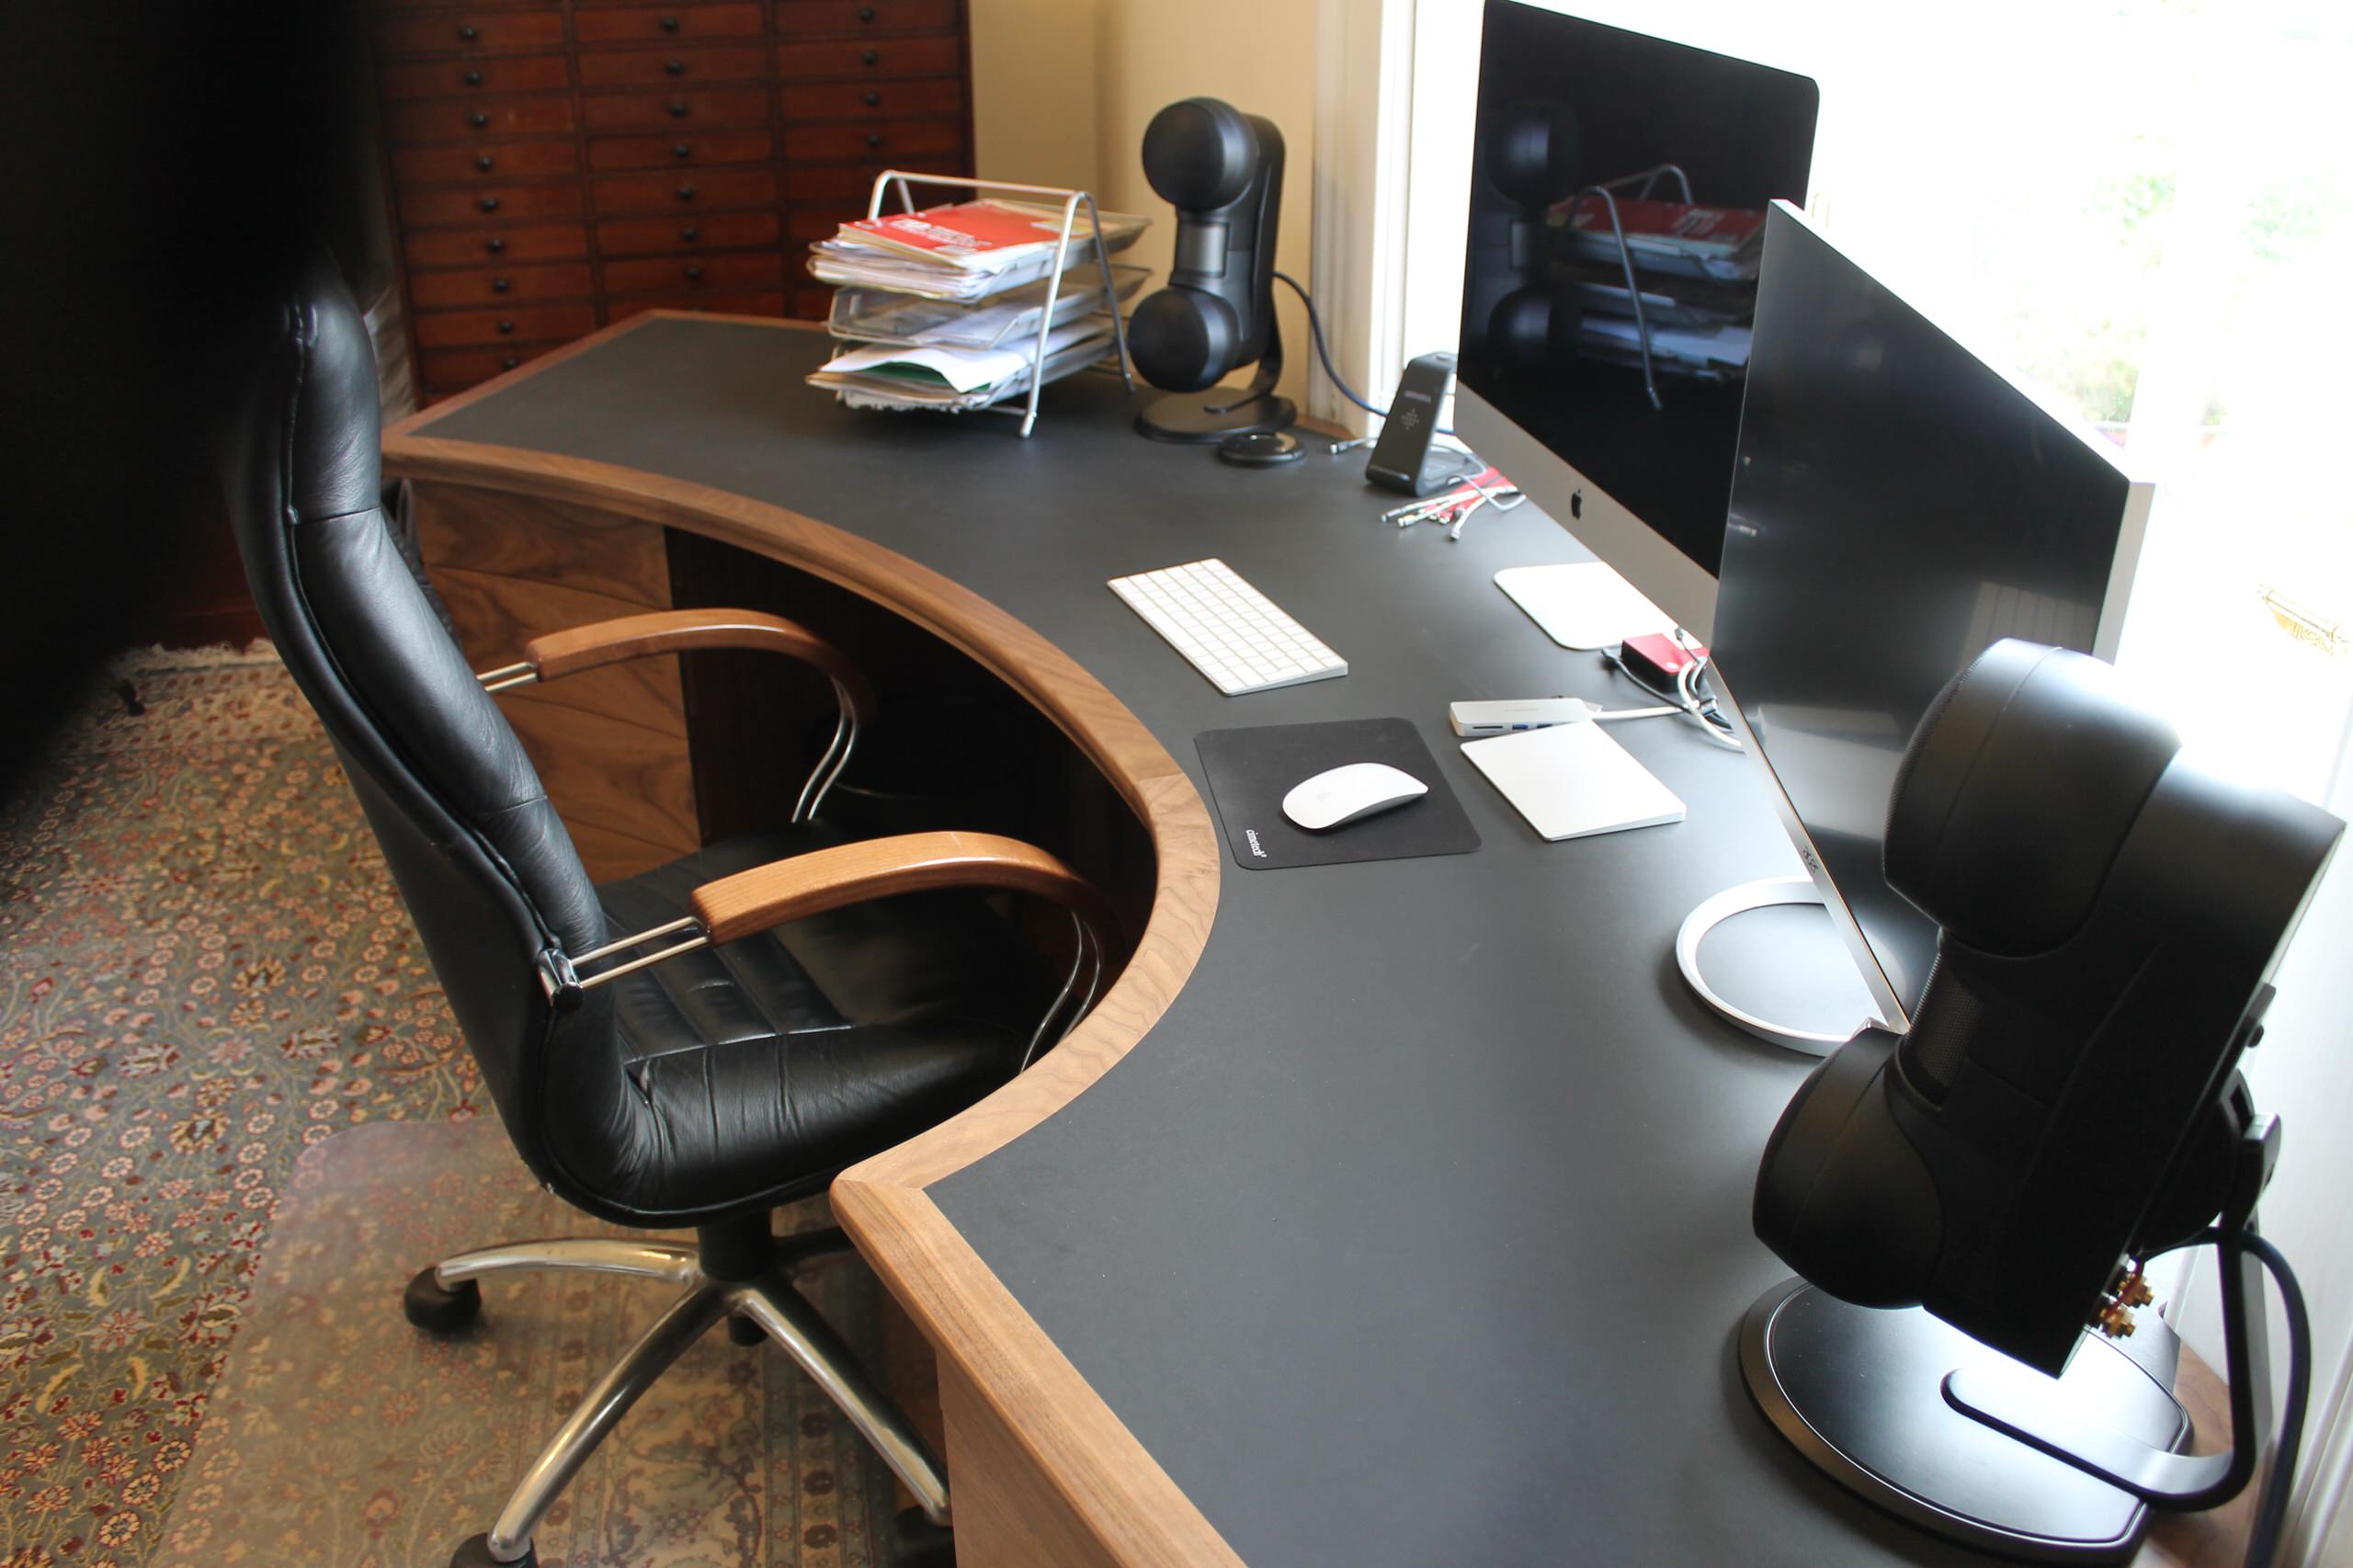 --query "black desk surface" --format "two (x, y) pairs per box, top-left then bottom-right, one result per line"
(417, 318), (2006, 1567)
